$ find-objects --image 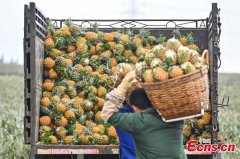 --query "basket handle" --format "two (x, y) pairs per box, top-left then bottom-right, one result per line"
(201, 49), (209, 69)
